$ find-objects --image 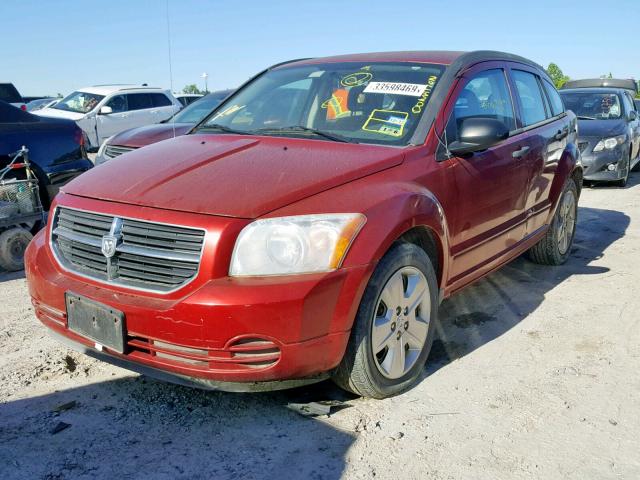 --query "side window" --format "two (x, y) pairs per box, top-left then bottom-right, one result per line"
(445, 69), (515, 142)
(126, 93), (154, 111)
(623, 93), (635, 114)
(151, 93), (172, 107)
(542, 79), (565, 116)
(512, 70), (547, 126)
(106, 94), (127, 113)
